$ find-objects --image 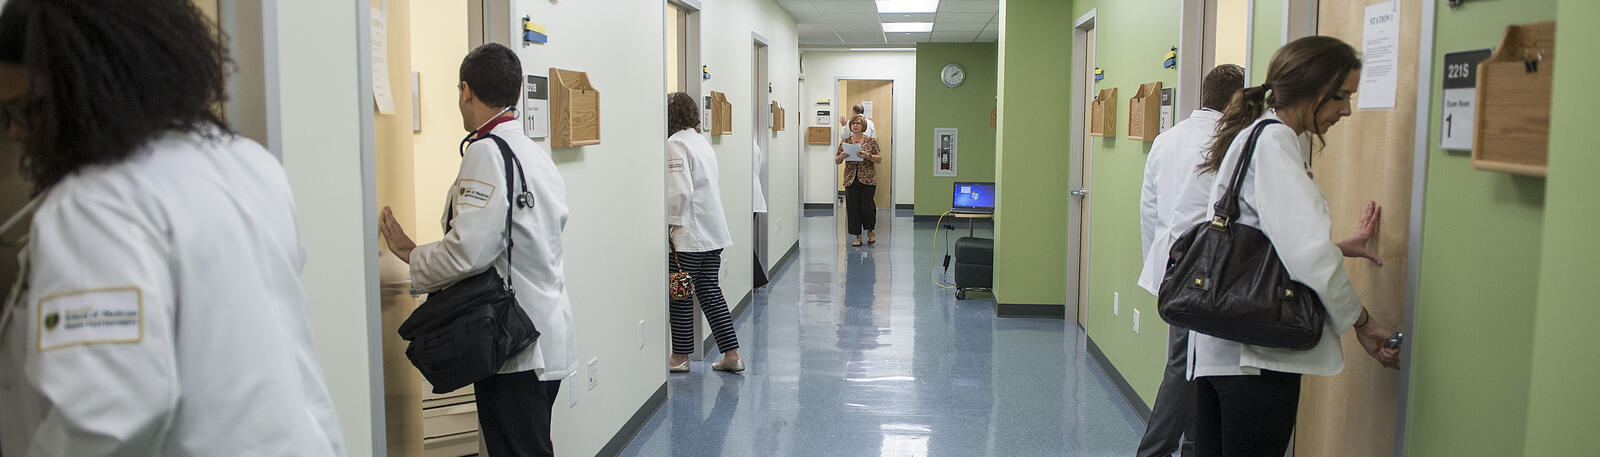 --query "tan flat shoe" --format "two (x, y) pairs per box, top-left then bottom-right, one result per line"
(712, 358), (745, 373)
(867, 232), (876, 244)
(851, 238), (863, 247)
(669, 358), (690, 373)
